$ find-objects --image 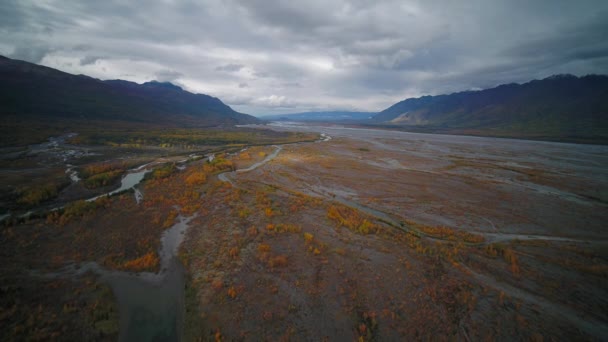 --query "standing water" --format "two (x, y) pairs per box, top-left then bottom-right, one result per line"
(38, 214), (197, 341)
(107, 214), (196, 341)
